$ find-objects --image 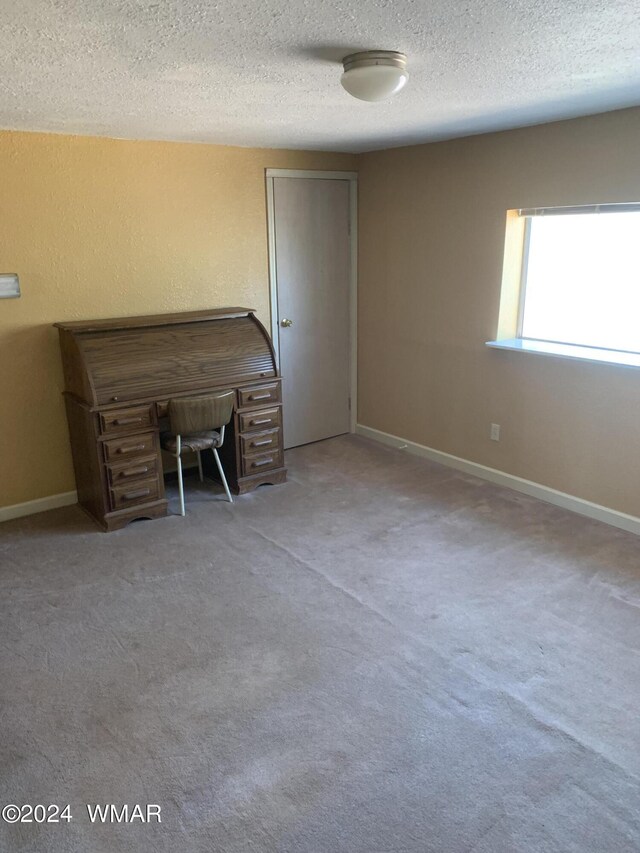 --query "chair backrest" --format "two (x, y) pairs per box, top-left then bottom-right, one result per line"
(168, 391), (235, 435)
